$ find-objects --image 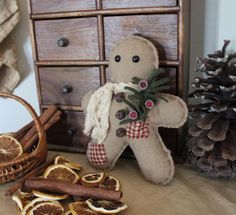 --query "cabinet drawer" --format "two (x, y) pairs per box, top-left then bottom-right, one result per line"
(31, 0), (96, 14)
(35, 18), (99, 61)
(106, 67), (177, 95)
(46, 111), (90, 153)
(39, 67), (100, 106)
(104, 15), (178, 61)
(102, 0), (177, 9)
